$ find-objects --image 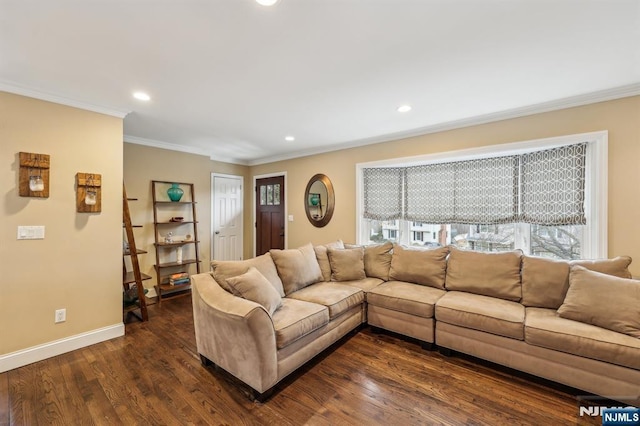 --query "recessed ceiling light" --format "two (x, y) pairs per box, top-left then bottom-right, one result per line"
(285, 136), (295, 142)
(397, 105), (412, 113)
(256, 0), (279, 6)
(133, 91), (151, 101)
